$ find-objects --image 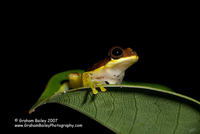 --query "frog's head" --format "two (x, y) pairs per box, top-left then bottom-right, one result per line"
(105, 46), (138, 71)
(86, 46), (138, 72)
